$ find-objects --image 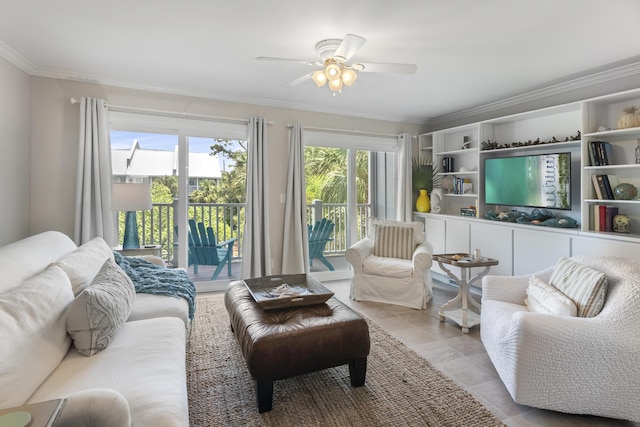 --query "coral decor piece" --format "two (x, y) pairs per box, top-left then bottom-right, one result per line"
(617, 106), (640, 129)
